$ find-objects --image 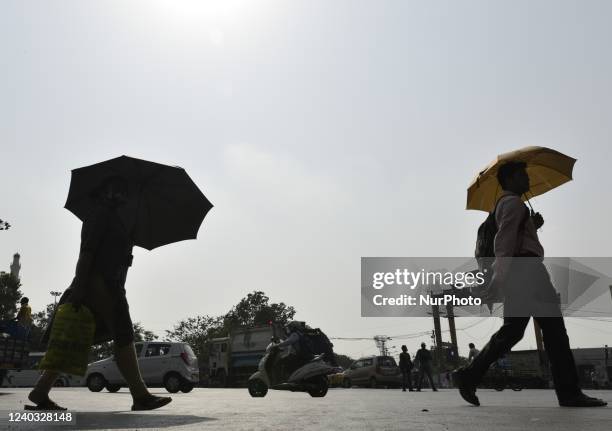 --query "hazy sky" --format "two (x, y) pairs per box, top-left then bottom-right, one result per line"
(1, 0), (611, 359)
